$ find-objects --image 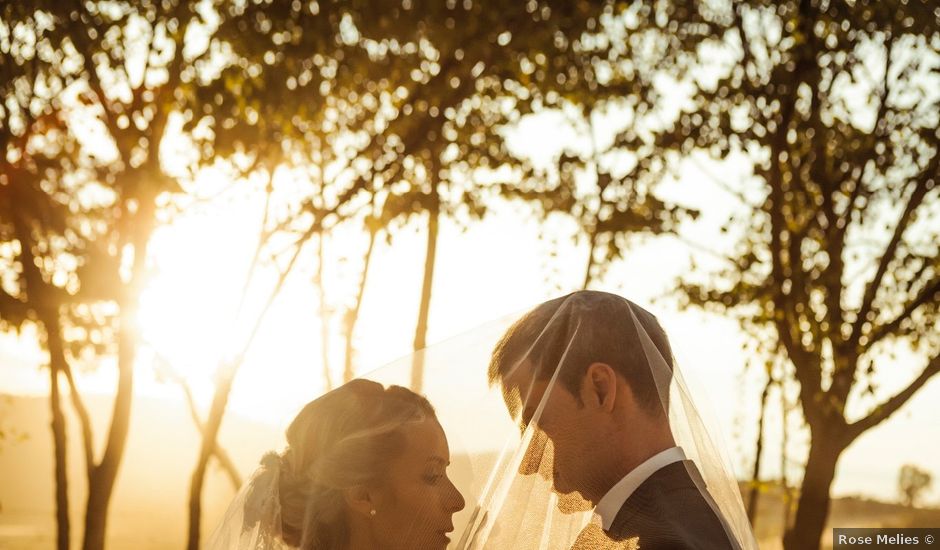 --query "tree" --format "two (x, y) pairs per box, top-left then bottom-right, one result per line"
(1, 2), (221, 548)
(313, 0), (622, 390)
(898, 464), (933, 508)
(197, 0), (637, 396)
(1, 7), (96, 549)
(177, 0), (407, 539)
(670, 1), (940, 548)
(505, 110), (699, 290)
(179, 2), (675, 540)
